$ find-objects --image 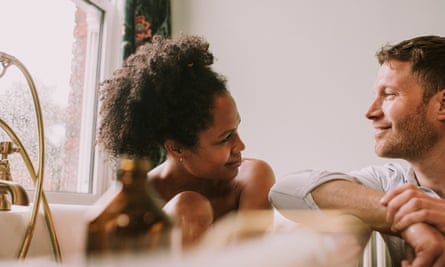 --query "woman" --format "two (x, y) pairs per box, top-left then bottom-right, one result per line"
(98, 35), (275, 247)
